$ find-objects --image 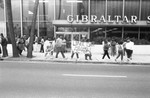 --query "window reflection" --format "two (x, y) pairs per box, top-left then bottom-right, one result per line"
(107, 0), (123, 20)
(141, 0), (150, 20)
(90, 0), (105, 18)
(0, 0), (4, 21)
(124, 0), (140, 20)
(55, 0), (88, 20)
